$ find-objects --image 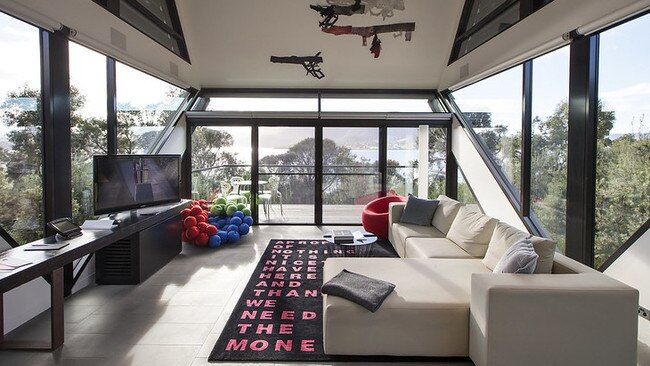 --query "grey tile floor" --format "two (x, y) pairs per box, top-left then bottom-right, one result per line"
(0, 226), (473, 366)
